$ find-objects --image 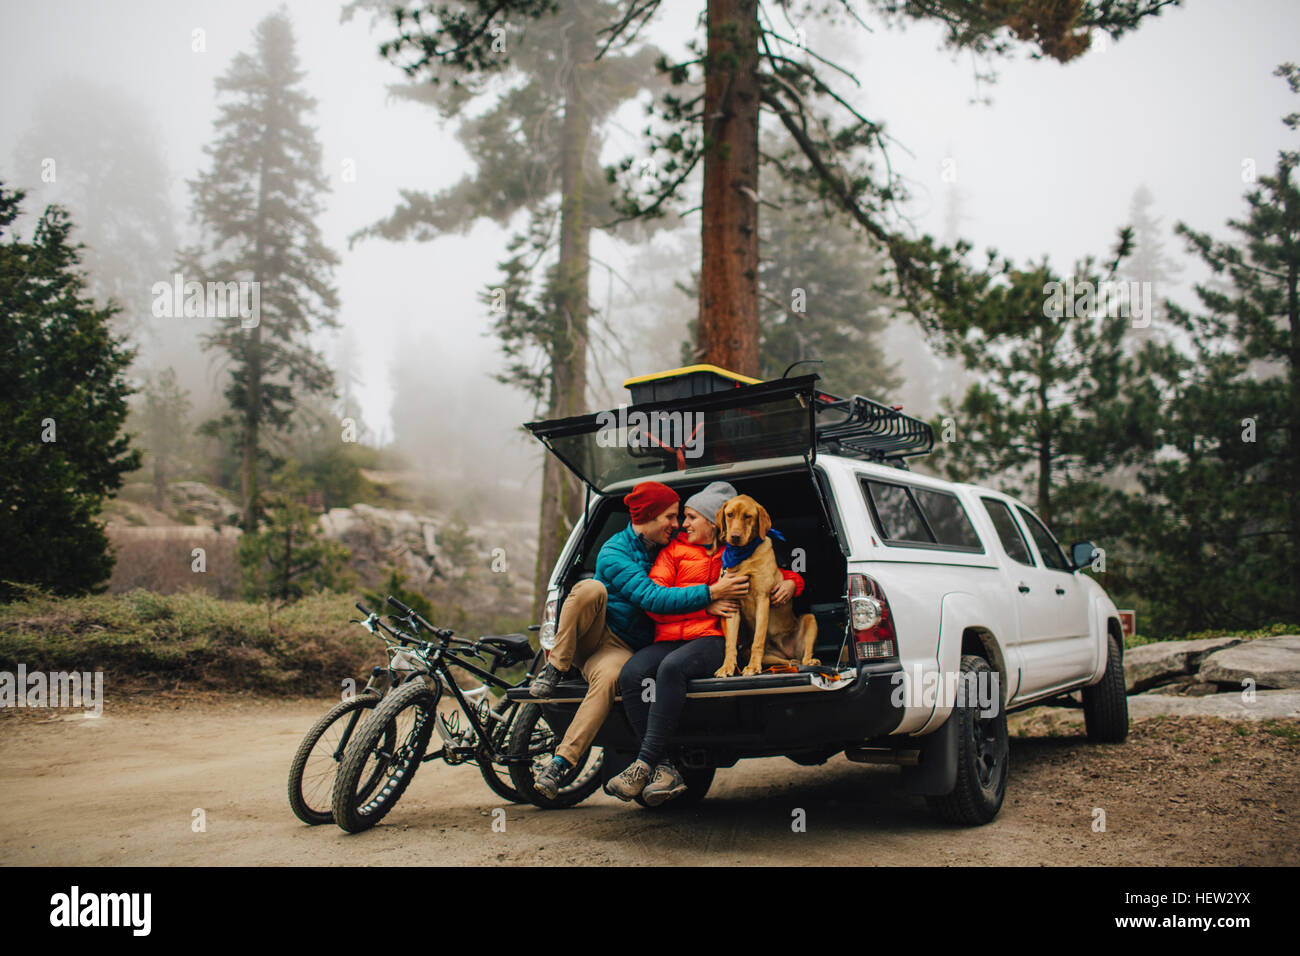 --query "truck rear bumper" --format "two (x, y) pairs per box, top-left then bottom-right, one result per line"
(506, 663), (907, 761)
